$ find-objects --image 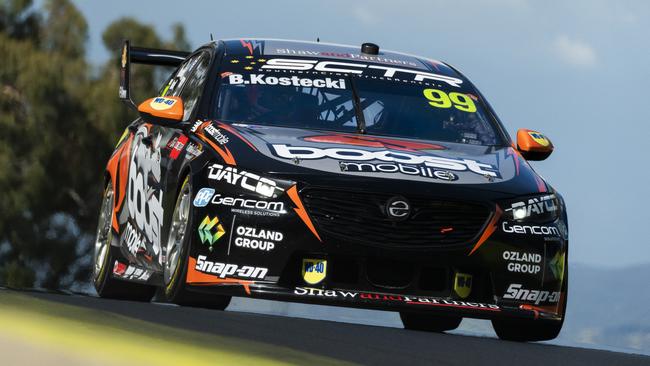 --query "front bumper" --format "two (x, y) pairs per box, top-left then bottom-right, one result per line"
(186, 170), (568, 322)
